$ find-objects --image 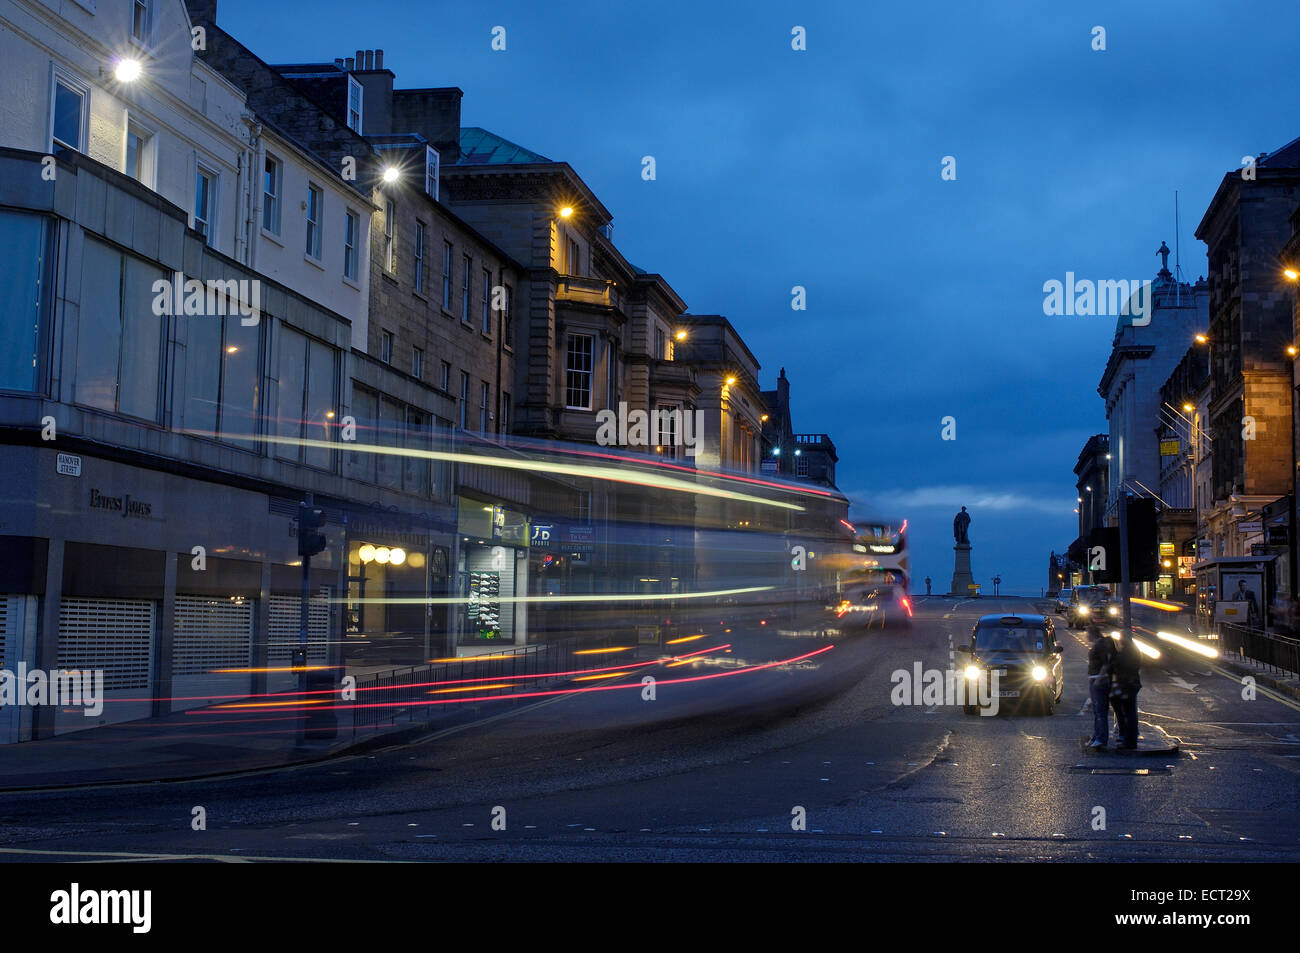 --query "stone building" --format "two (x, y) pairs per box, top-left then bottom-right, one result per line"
(1098, 254), (1208, 528)
(1195, 137), (1300, 560)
